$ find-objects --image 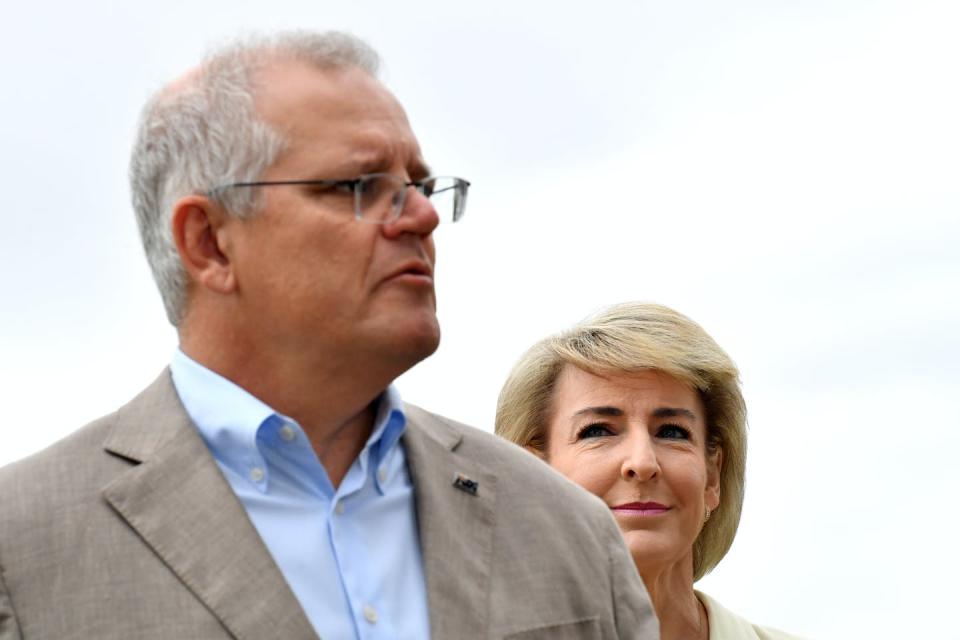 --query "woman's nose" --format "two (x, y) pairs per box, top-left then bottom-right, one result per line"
(621, 433), (660, 482)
